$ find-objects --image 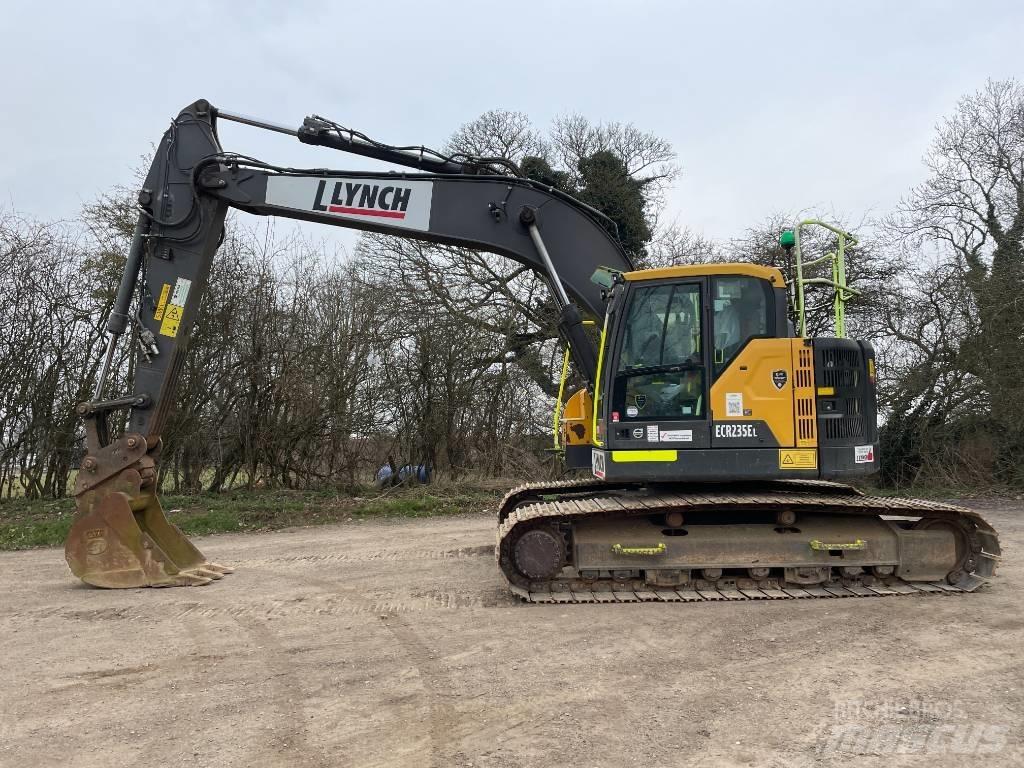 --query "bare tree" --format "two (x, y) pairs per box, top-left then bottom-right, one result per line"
(446, 109), (548, 163)
(889, 78), (1024, 481)
(0, 213), (109, 498)
(642, 221), (723, 268)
